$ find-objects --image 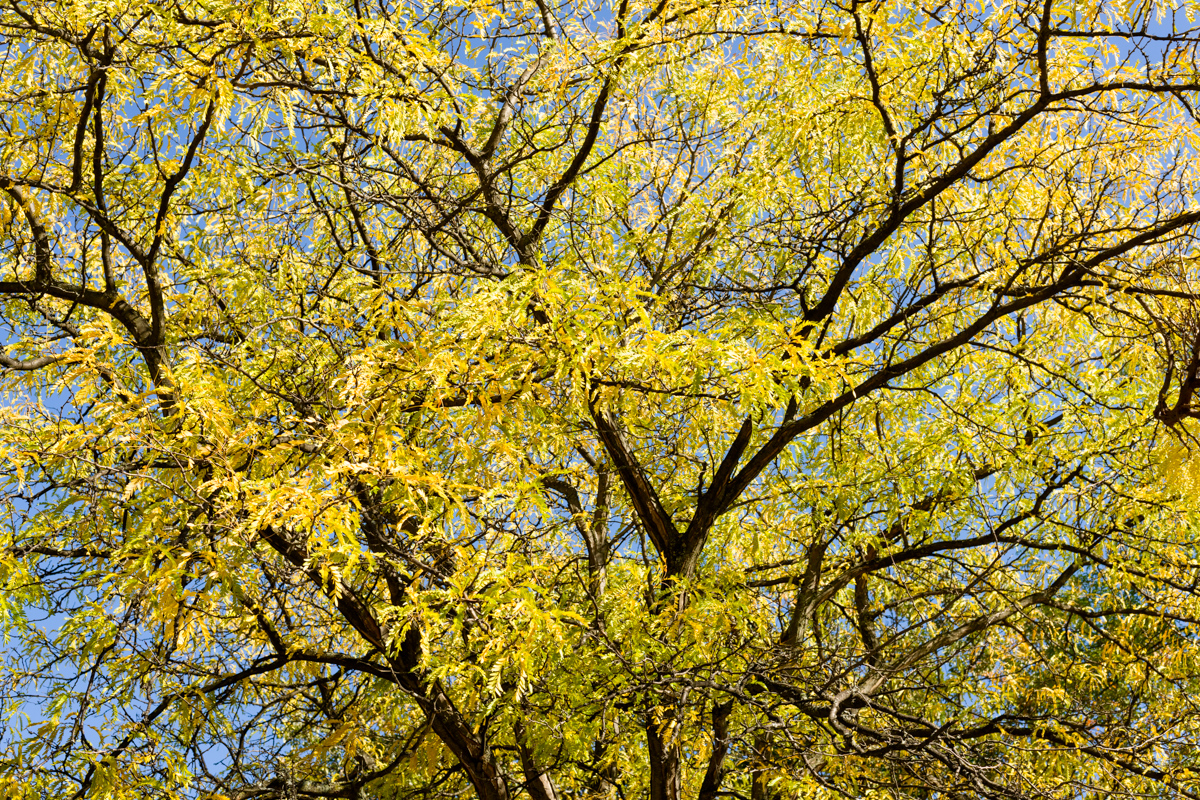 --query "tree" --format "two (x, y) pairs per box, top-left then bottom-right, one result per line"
(3, 0), (1200, 797)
